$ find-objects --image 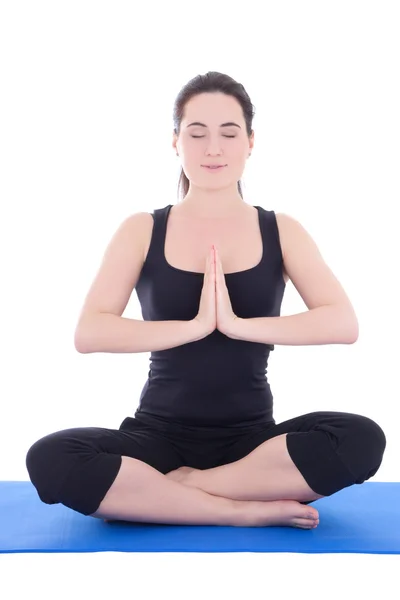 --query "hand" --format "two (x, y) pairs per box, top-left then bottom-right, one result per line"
(214, 246), (239, 336)
(193, 245), (238, 339)
(193, 246), (217, 336)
